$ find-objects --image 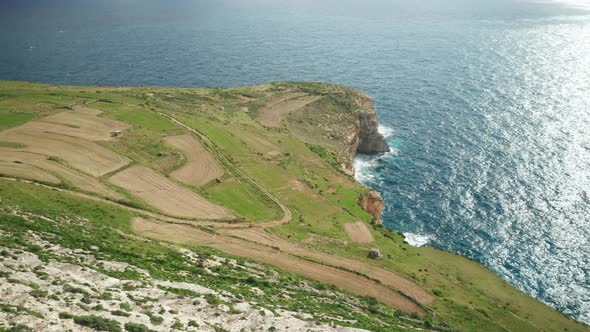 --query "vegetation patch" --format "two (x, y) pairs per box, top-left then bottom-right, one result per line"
(73, 315), (121, 332)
